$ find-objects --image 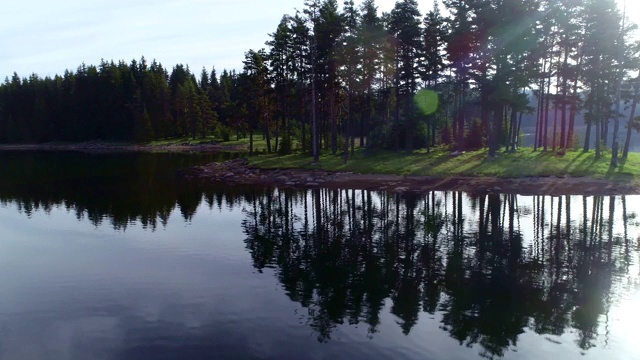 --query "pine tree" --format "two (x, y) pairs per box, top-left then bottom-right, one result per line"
(358, 0), (384, 149)
(581, 0), (621, 158)
(389, 0), (422, 151)
(338, 0), (361, 160)
(243, 49), (272, 153)
(443, 0), (475, 154)
(134, 108), (154, 143)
